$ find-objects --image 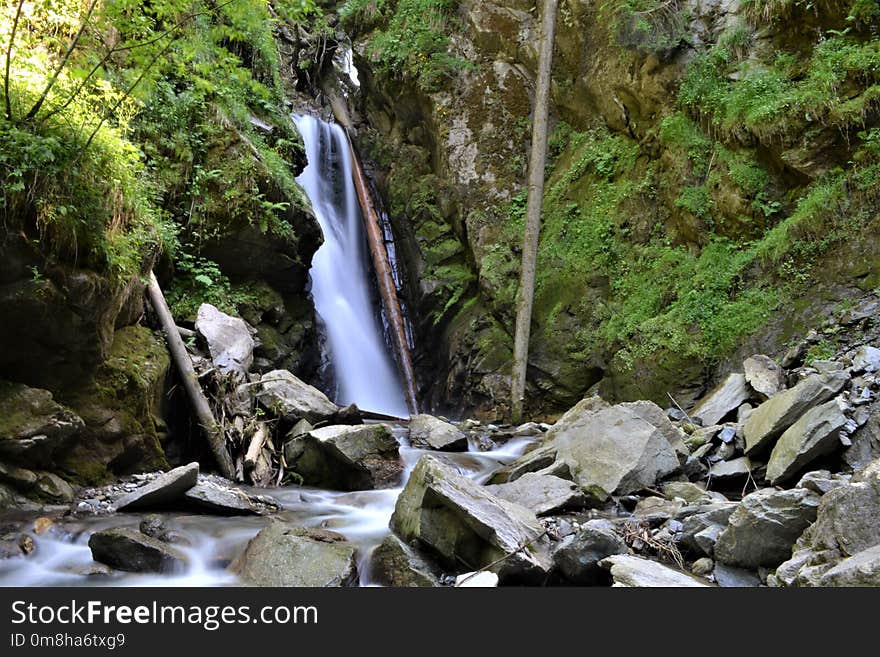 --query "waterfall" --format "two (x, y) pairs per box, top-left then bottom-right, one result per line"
(294, 115), (409, 418)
